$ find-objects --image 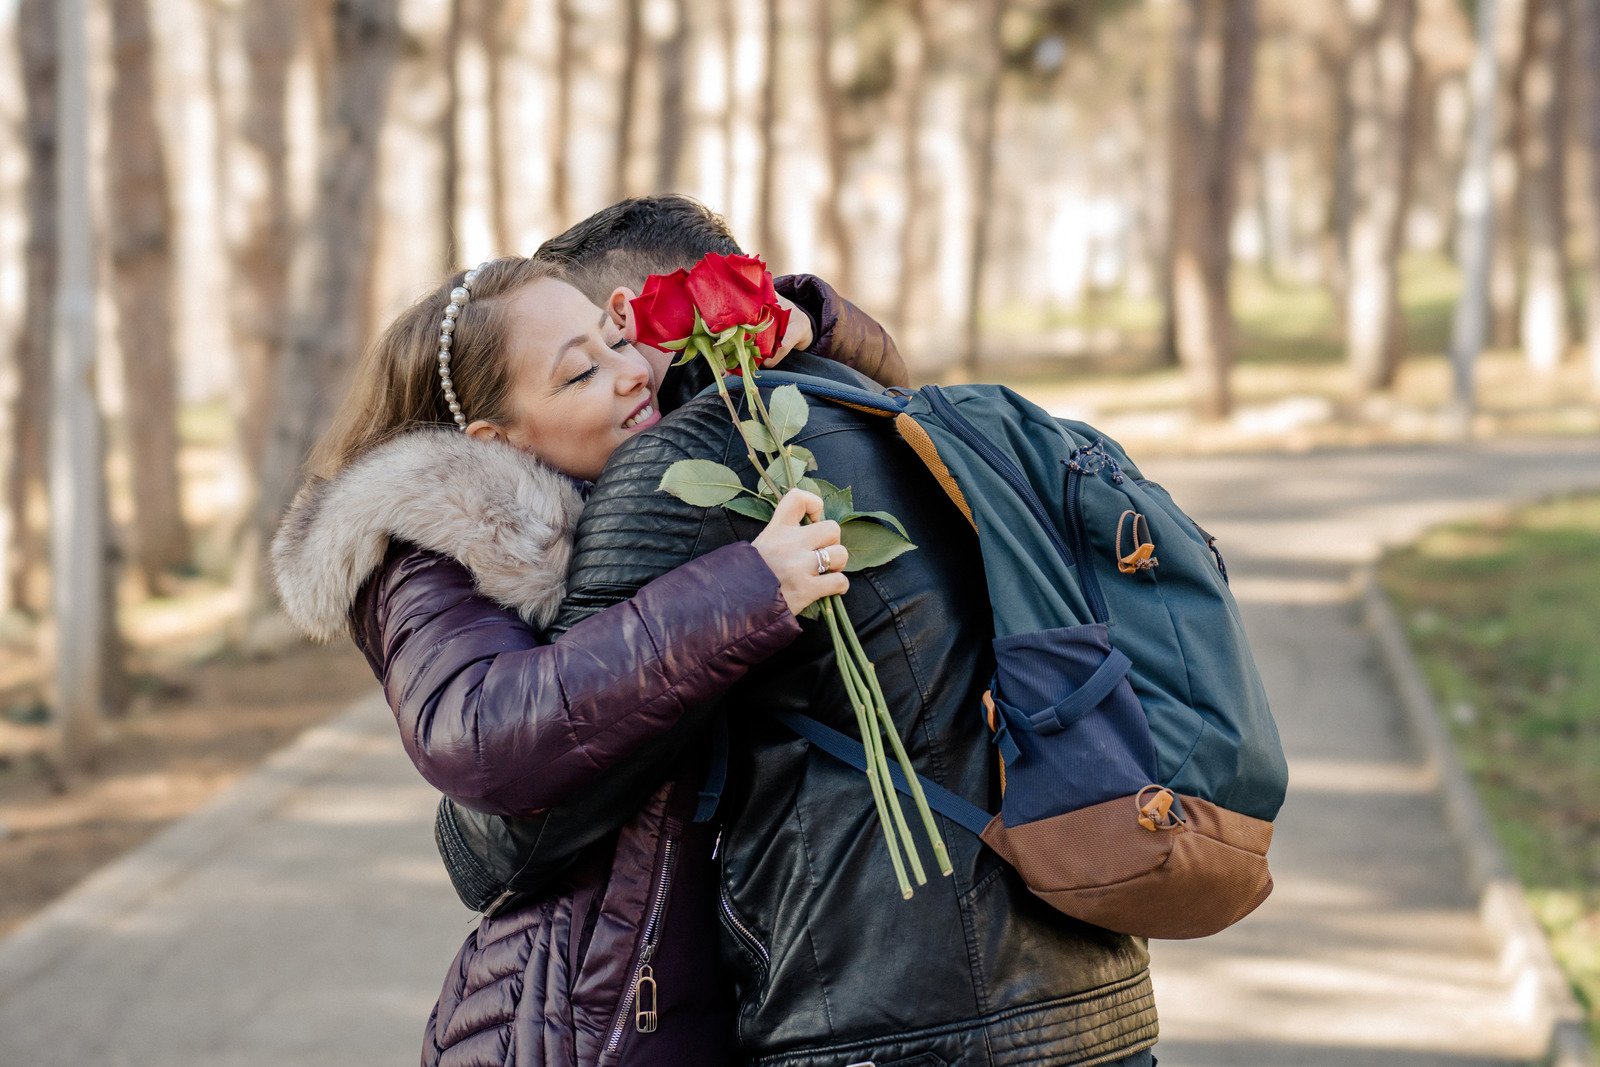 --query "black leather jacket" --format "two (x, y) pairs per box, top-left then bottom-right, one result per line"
(530, 352), (1159, 1065)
